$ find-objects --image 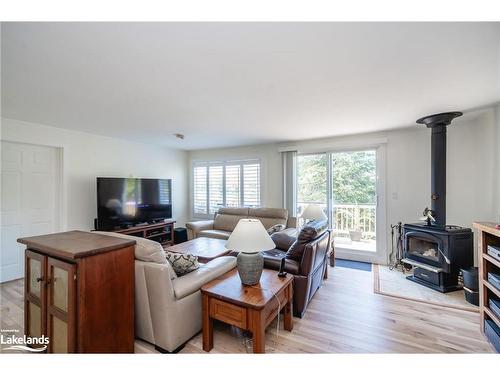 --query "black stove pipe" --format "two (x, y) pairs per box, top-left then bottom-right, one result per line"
(430, 124), (447, 226)
(416, 112), (463, 227)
